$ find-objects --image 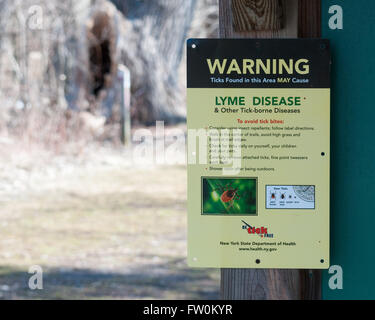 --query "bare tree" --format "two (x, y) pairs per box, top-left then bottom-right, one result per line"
(110, 0), (197, 124)
(0, 0), (220, 141)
